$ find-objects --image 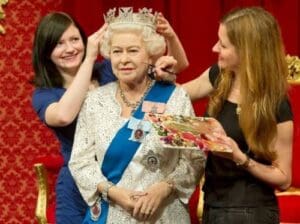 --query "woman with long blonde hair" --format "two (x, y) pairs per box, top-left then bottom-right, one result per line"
(183, 7), (293, 223)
